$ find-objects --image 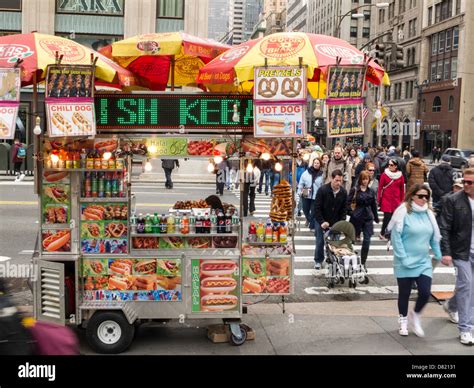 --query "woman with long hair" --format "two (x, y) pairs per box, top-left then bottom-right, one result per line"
(378, 158), (405, 239)
(365, 162), (379, 200)
(297, 157), (323, 231)
(388, 184), (442, 337)
(347, 171), (379, 268)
